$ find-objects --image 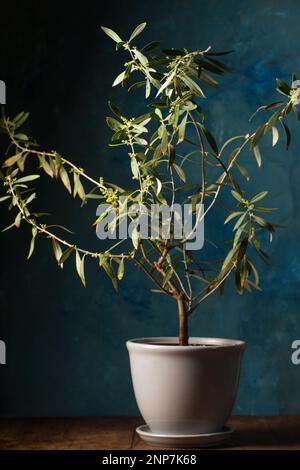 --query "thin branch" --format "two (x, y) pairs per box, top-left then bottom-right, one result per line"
(7, 177), (128, 260)
(188, 264), (235, 315)
(188, 112), (206, 208)
(5, 121), (106, 190)
(183, 249), (192, 307)
(133, 257), (171, 296)
(181, 133), (254, 244)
